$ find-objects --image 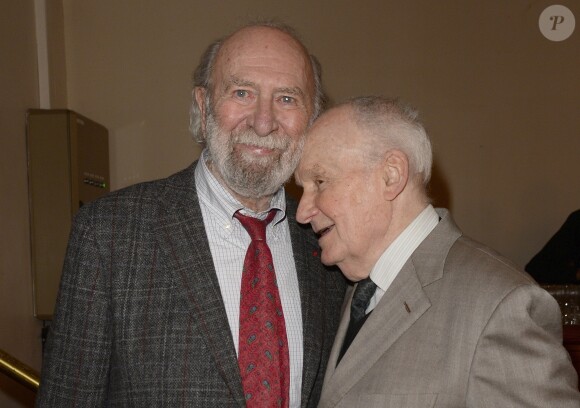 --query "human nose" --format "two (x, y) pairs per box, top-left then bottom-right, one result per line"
(296, 189), (317, 225)
(247, 98), (279, 136)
